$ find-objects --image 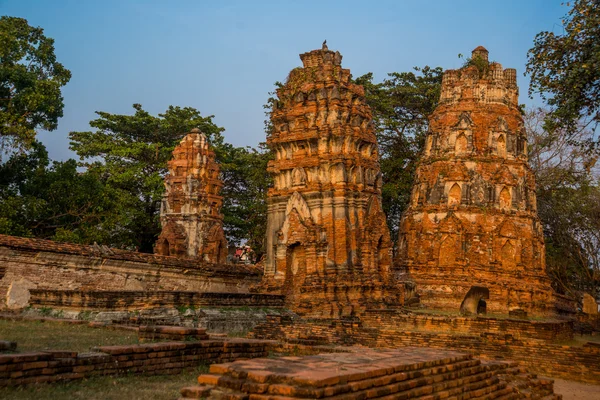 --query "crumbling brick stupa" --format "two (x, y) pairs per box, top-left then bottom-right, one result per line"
(261, 44), (401, 317)
(155, 129), (227, 263)
(397, 47), (557, 316)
